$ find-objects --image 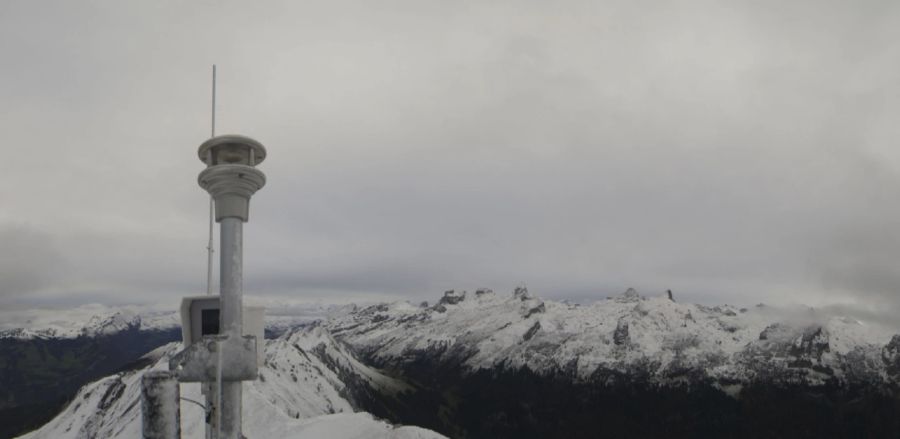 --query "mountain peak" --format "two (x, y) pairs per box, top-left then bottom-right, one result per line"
(616, 287), (641, 302)
(81, 310), (141, 337)
(438, 290), (466, 305)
